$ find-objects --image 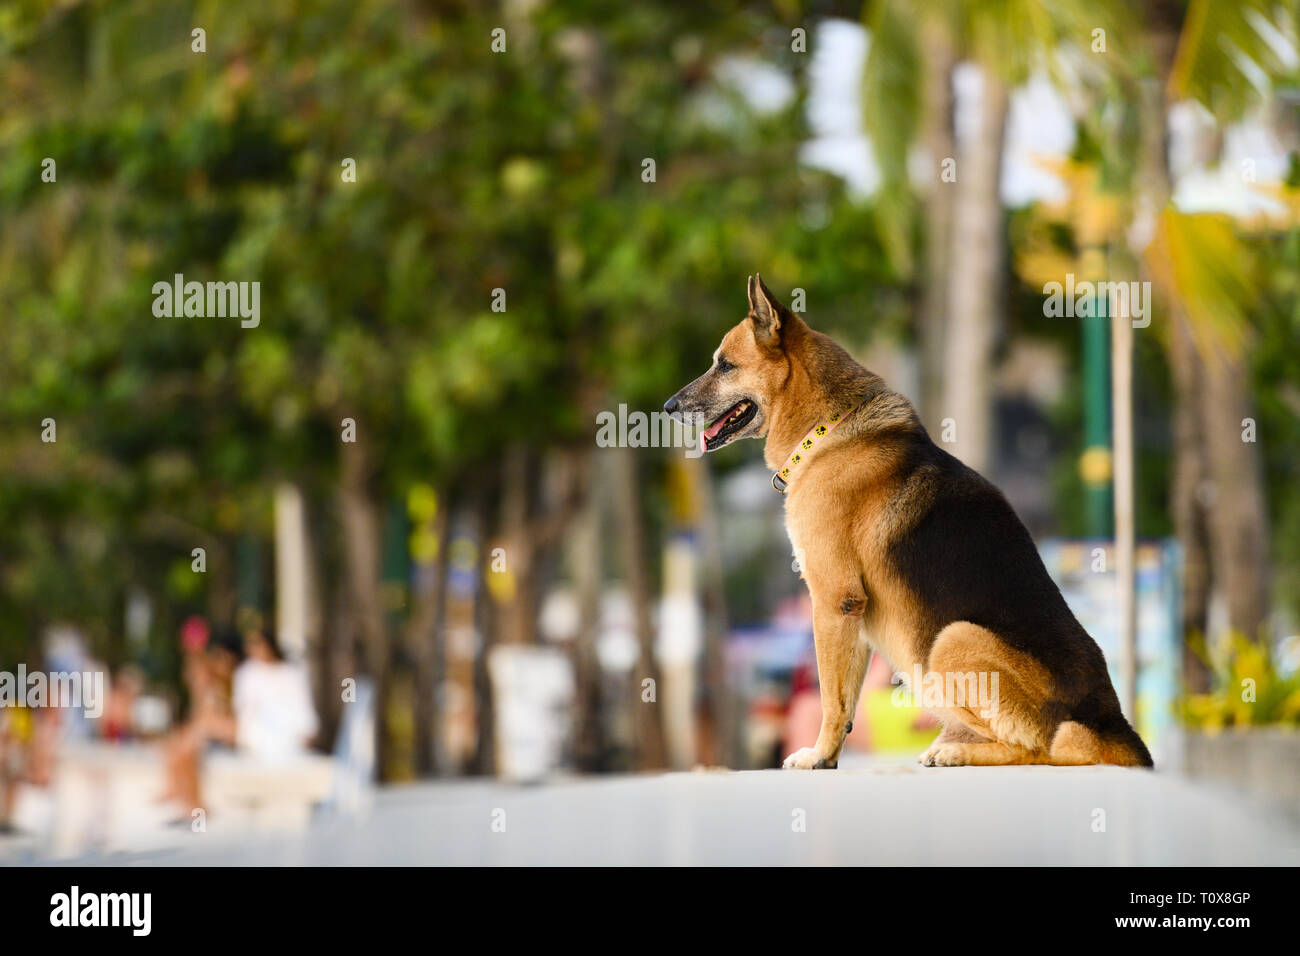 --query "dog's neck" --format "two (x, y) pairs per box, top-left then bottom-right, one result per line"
(761, 329), (914, 471)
